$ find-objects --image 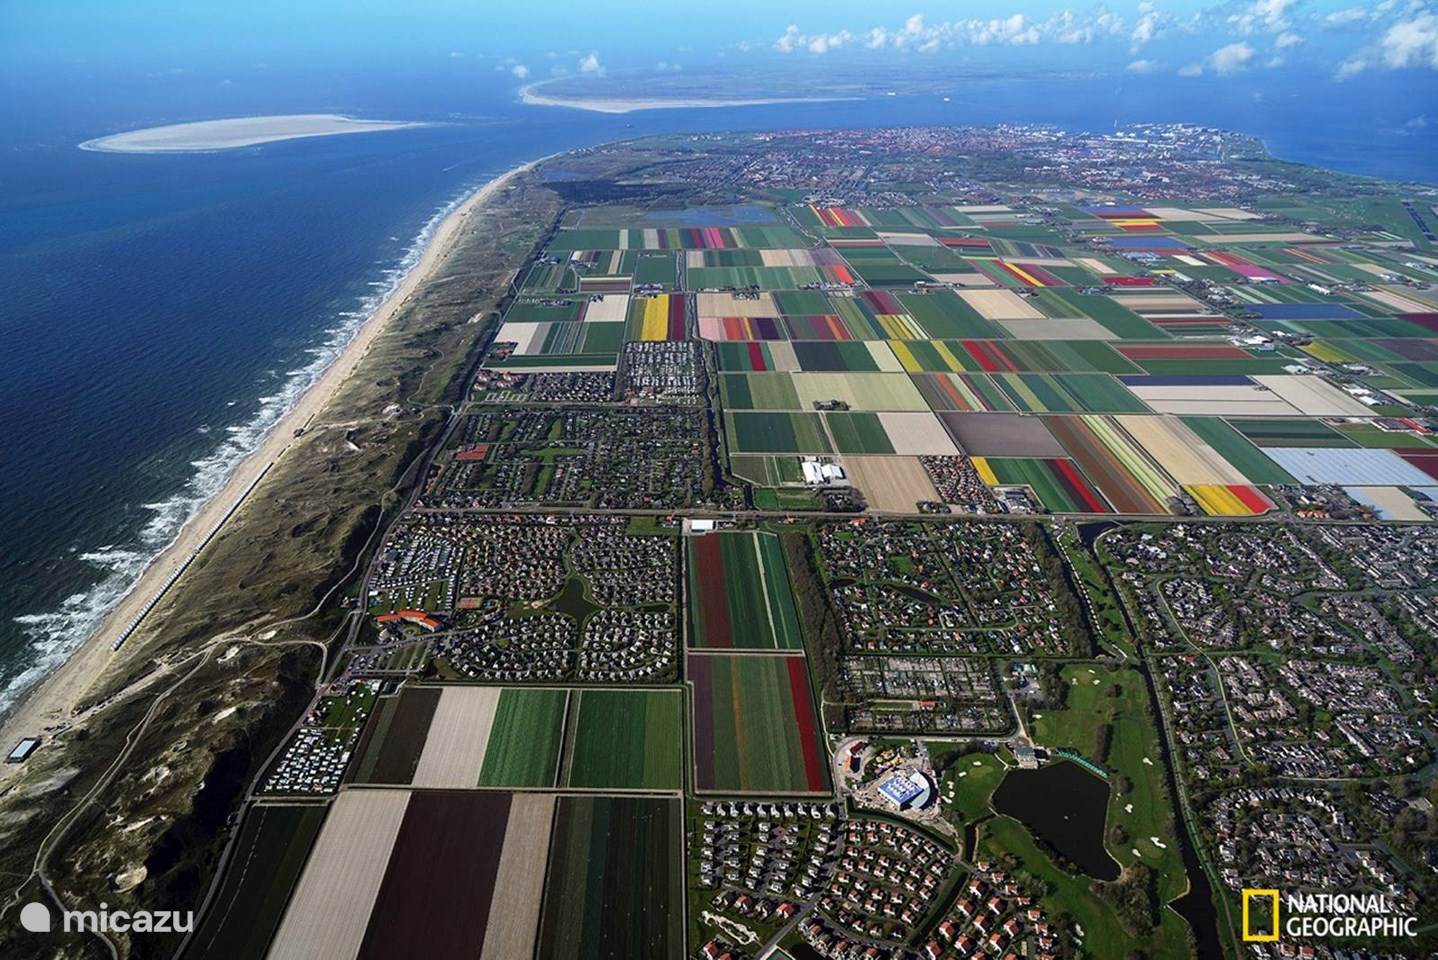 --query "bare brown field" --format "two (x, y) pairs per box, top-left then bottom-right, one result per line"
(998, 317), (1114, 340)
(410, 686), (500, 788)
(1252, 375), (1374, 417)
(268, 789), (410, 960)
(1193, 231), (1323, 243)
(480, 793), (558, 960)
(878, 412), (960, 455)
(697, 292), (777, 317)
(843, 456), (939, 512)
(367, 686), (441, 784)
(959, 288), (1043, 320)
(940, 412), (1066, 457)
(356, 790), (514, 959)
